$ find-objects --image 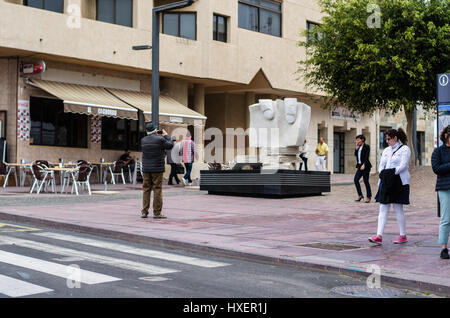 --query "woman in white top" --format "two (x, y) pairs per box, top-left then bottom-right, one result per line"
(299, 139), (309, 171)
(369, 128), (411, 245)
